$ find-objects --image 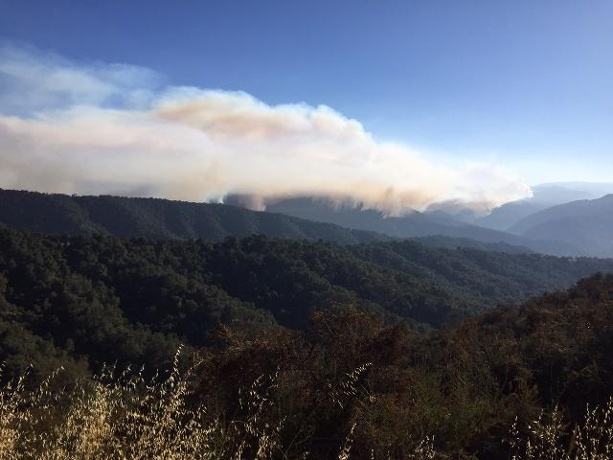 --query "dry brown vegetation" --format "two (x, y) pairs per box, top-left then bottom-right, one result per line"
(3, 269), (613, 458)
(0, 351), (434, 460)
(509, 398), (613, 460)
(1, 359), (613, 459)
